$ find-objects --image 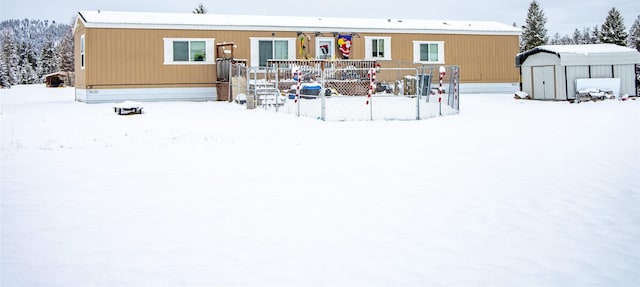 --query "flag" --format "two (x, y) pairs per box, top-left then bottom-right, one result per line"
(337, 34), (352, 59)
